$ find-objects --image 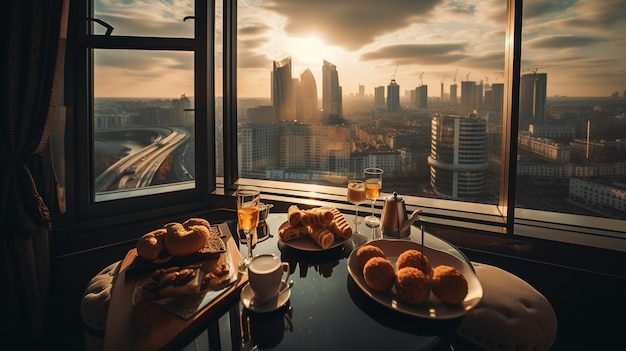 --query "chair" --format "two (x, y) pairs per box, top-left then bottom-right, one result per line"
(457, 262), (558, 351)
(80, 261), (121, 351)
